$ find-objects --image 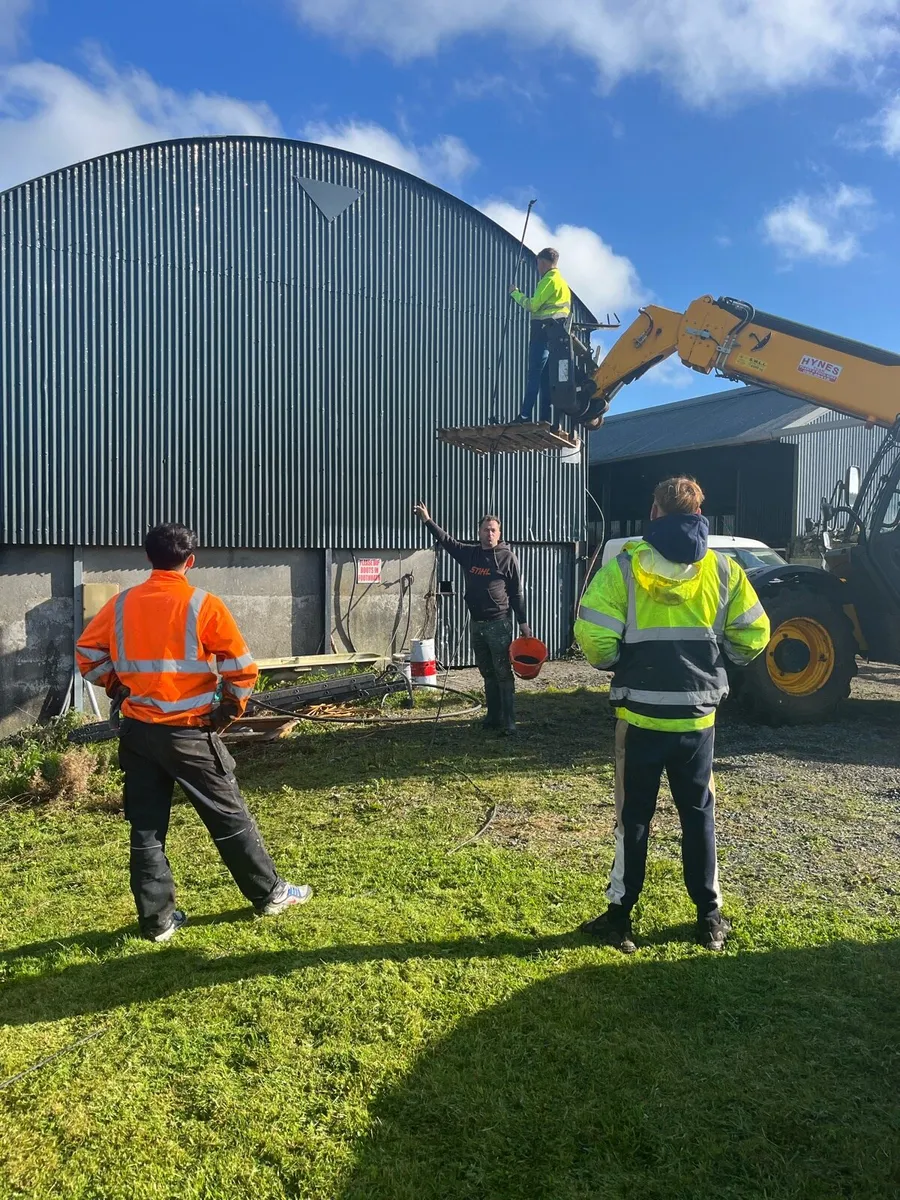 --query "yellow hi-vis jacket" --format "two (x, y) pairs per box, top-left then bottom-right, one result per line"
(575, 542), (770, 731)
(511, 268), (571, 322)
